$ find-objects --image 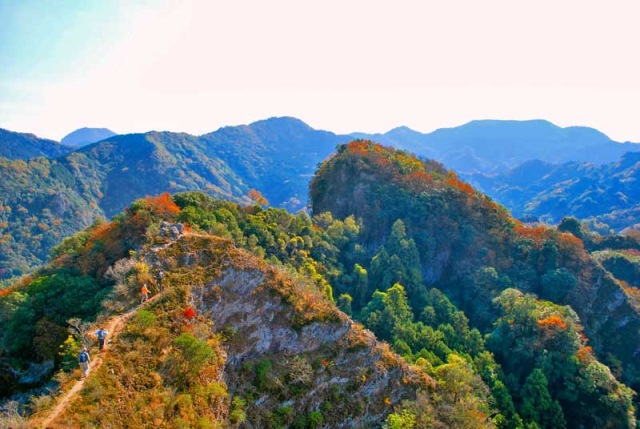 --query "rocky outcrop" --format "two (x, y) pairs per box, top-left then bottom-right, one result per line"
(167, 235), (432, 428)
